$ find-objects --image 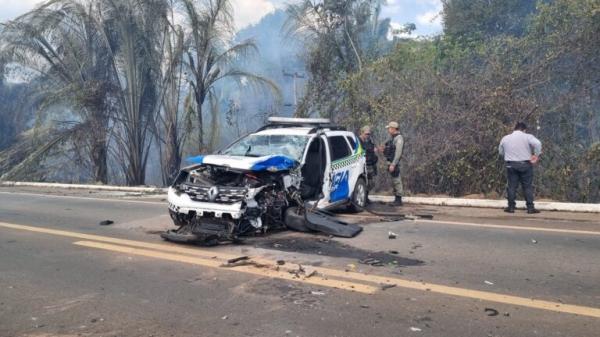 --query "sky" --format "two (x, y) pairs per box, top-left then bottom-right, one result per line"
(0, 0), (443, 36)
